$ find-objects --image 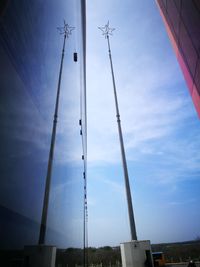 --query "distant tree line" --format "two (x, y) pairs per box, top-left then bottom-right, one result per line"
(1, 240), (200, 267)
(56, 241), (200, 266)
(87, 246), (121, 266)
(151, 240), (200, 262)
(56, 246), (121, 267)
